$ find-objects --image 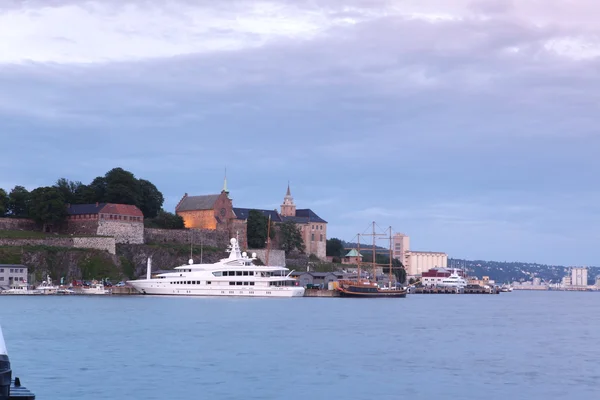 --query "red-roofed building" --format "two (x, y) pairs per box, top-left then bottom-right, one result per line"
(63, 203), (144, 244)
